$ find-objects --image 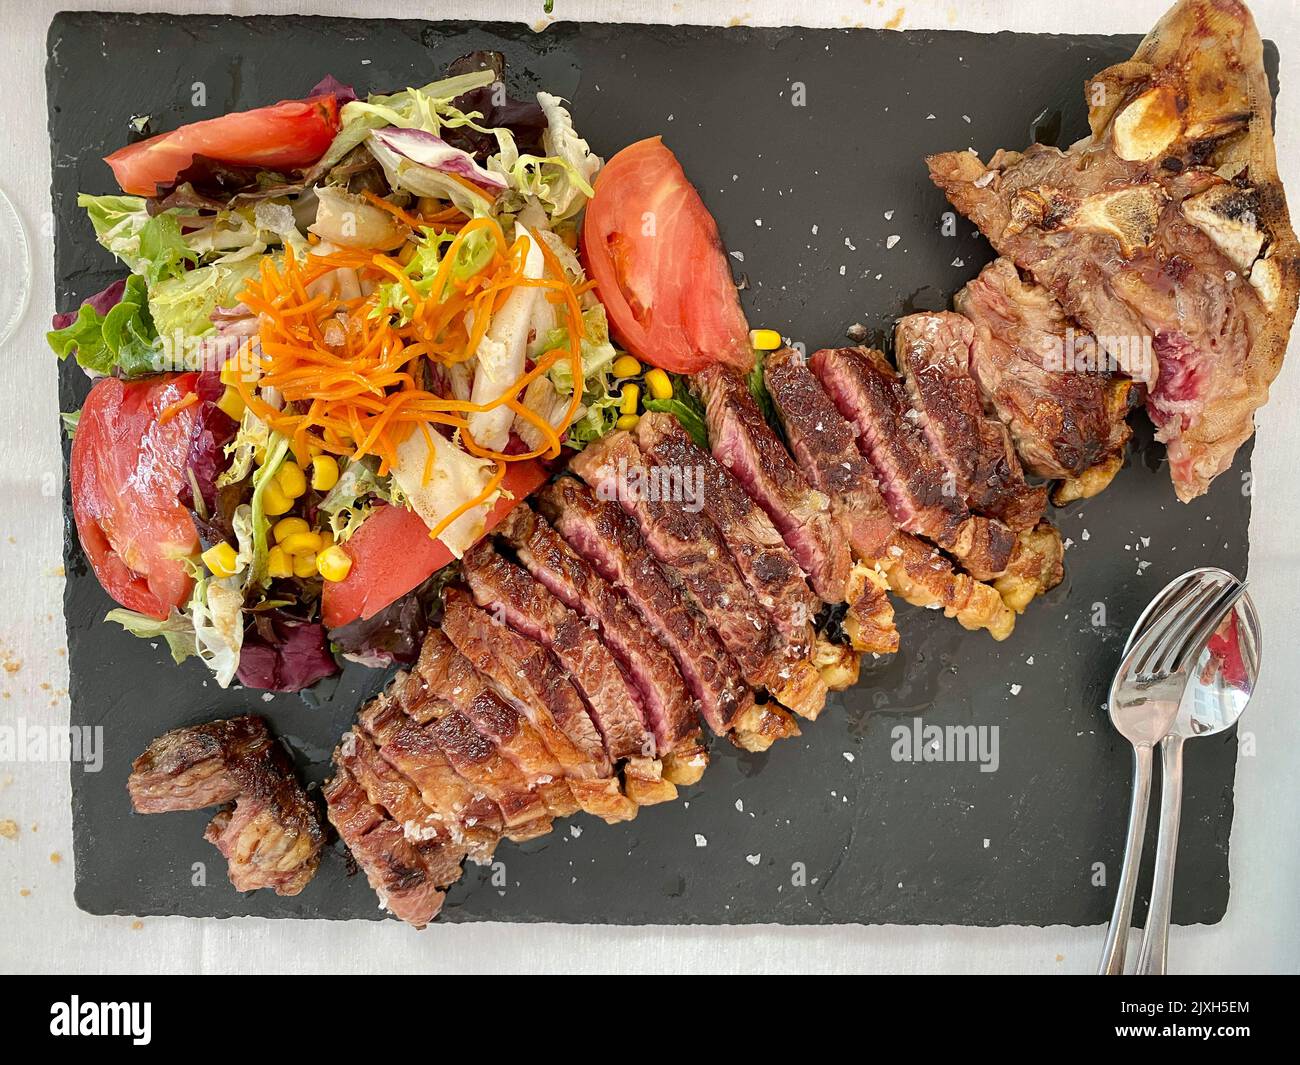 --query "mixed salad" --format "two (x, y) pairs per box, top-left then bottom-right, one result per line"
(51, 53), (756, 692)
